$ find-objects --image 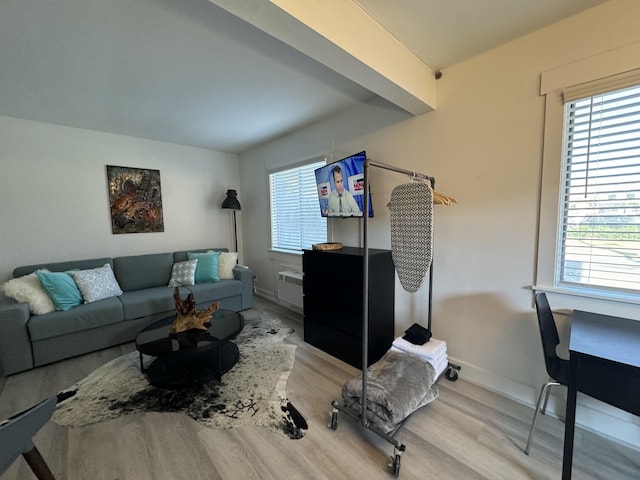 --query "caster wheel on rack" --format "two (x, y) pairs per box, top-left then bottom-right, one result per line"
(328, 409), (338, 430)
(445, 367), (459, 381)
(390, 454), (401, 477)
